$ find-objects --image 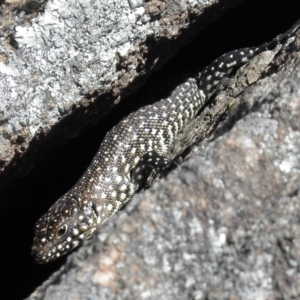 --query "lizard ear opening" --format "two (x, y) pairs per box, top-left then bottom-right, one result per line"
(91, 202), (99, 217)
